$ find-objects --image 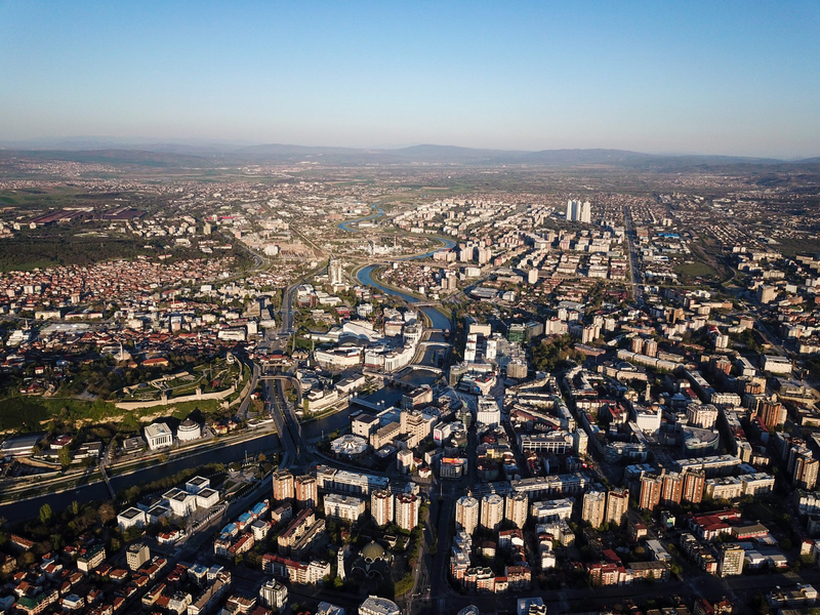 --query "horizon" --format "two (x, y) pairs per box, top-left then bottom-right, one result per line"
(1, 137), (817, 162)
(2, 2), (819, 158)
